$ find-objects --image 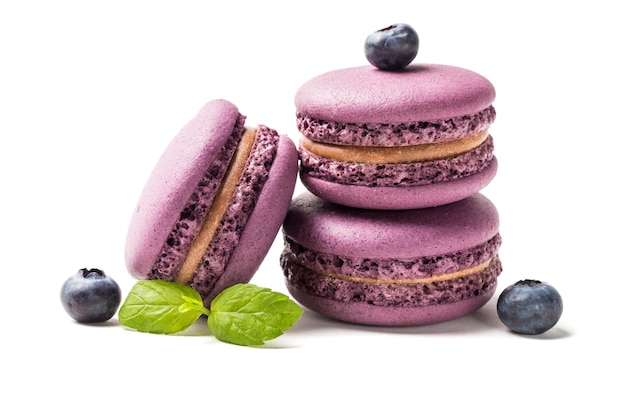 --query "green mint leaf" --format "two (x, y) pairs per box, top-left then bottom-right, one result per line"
(207, 283), (303, 346)
(118, 280), (210, 334)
